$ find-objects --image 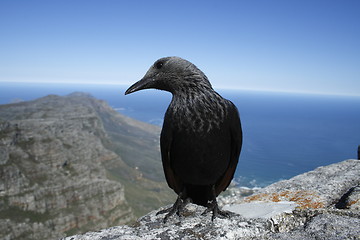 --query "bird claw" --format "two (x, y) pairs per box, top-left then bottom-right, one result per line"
(201, 201), (233, 221)
(156, 206), (173, 215)
(156, 197), (191, 223)
(156, 206), (177, 223)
